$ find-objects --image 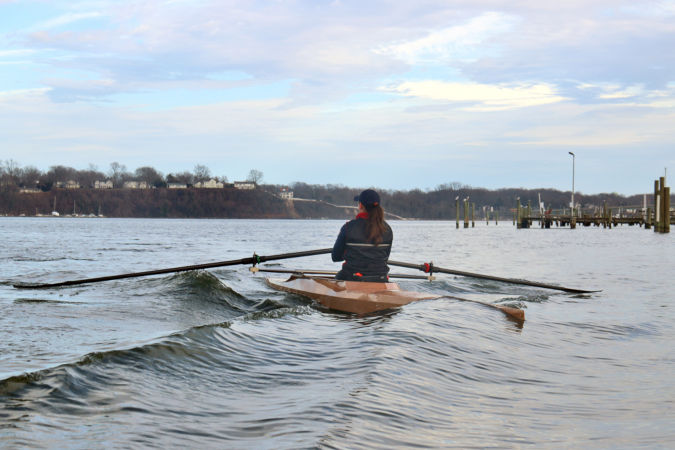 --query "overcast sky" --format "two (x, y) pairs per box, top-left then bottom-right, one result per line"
(1, 0), (673, 194)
